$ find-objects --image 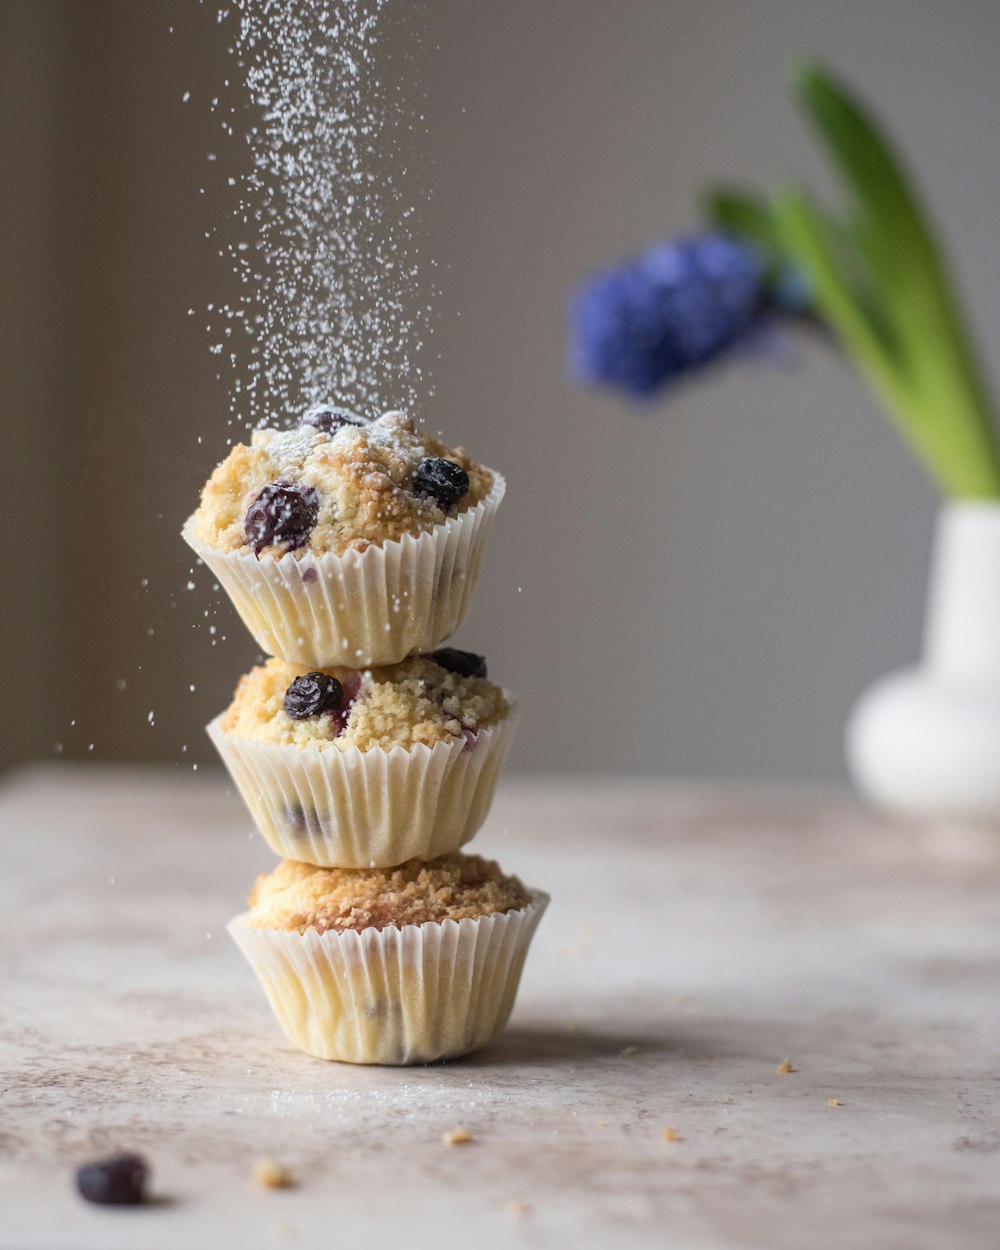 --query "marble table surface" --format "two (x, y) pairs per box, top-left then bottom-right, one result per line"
(2, 764), (999, 1250)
